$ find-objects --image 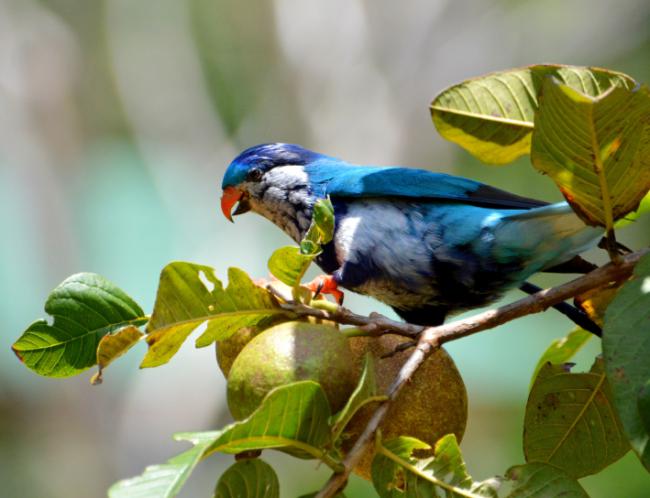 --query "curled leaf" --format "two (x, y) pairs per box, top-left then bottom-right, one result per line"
(531, 79), (650, 229)
(91, 326), (144, 385)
